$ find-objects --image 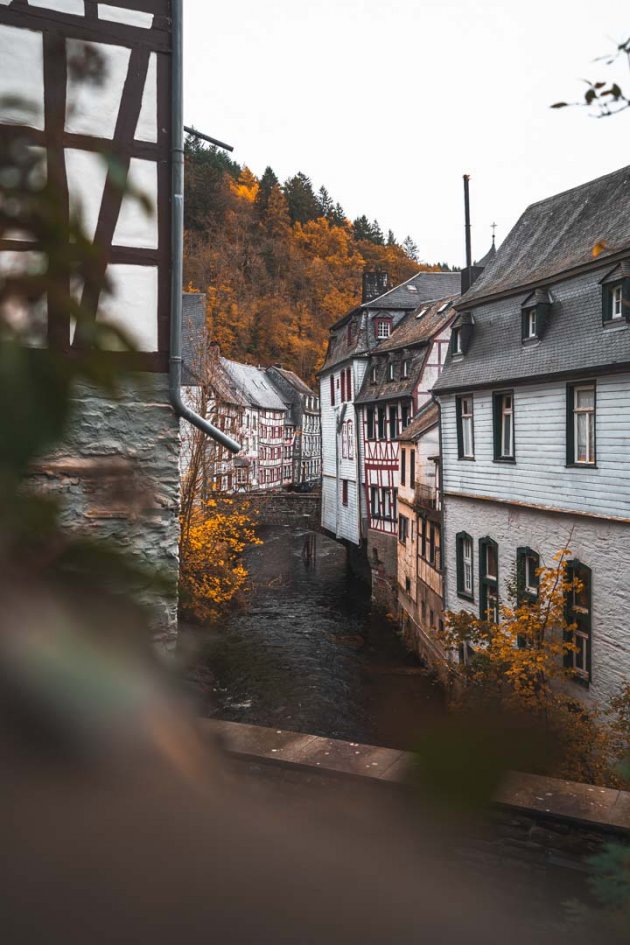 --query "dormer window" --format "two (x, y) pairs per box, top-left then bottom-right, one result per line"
(601, 264), (630, 326)
(370, 365), (378, 384)
(387, 363), (395, 381)
(452, 327), (463, 355)
(376, 318), (392, 339)
(524, 307), (537, 339)
(521, 288), (551, 343)
(402, 359), (410, 378)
